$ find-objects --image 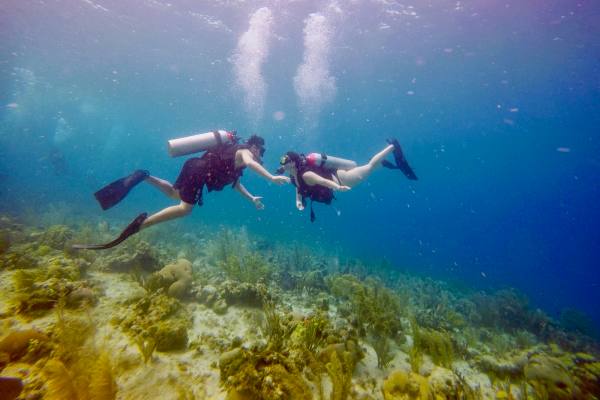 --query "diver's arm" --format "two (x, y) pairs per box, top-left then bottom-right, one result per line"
(302, 171), (350, 191)
(240, 150), (290, 185)
(234, 181), (264, 210)
(295, 187), (304, 211)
